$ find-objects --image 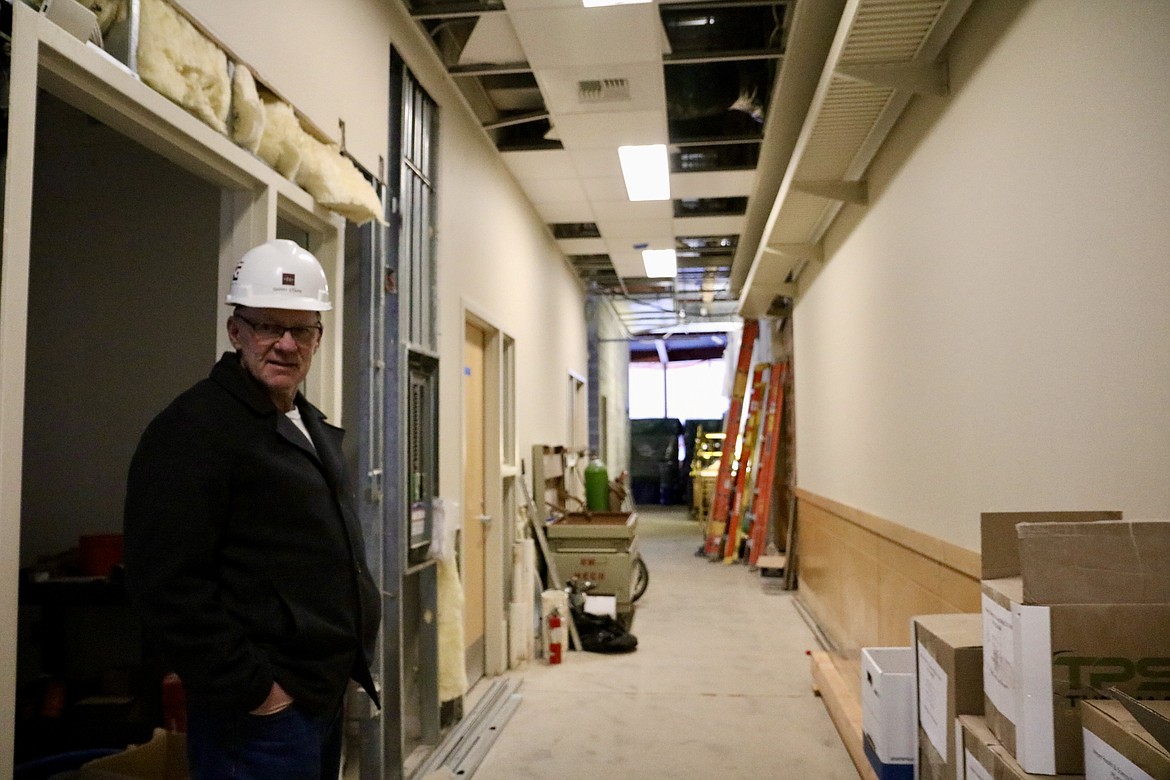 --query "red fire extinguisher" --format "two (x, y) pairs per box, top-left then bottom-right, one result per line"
(548, 610), (562, 665)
